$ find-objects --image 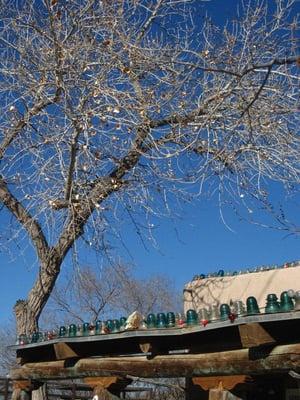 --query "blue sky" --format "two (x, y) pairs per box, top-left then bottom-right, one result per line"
(1, 191), (300, 325)
(0, 0), (300, 326)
